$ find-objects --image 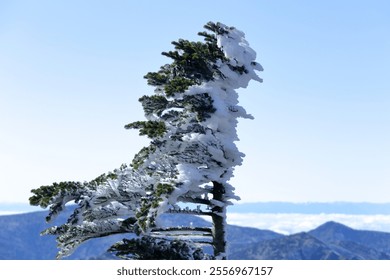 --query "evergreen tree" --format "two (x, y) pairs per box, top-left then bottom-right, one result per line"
(29, 21), (262, 260)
